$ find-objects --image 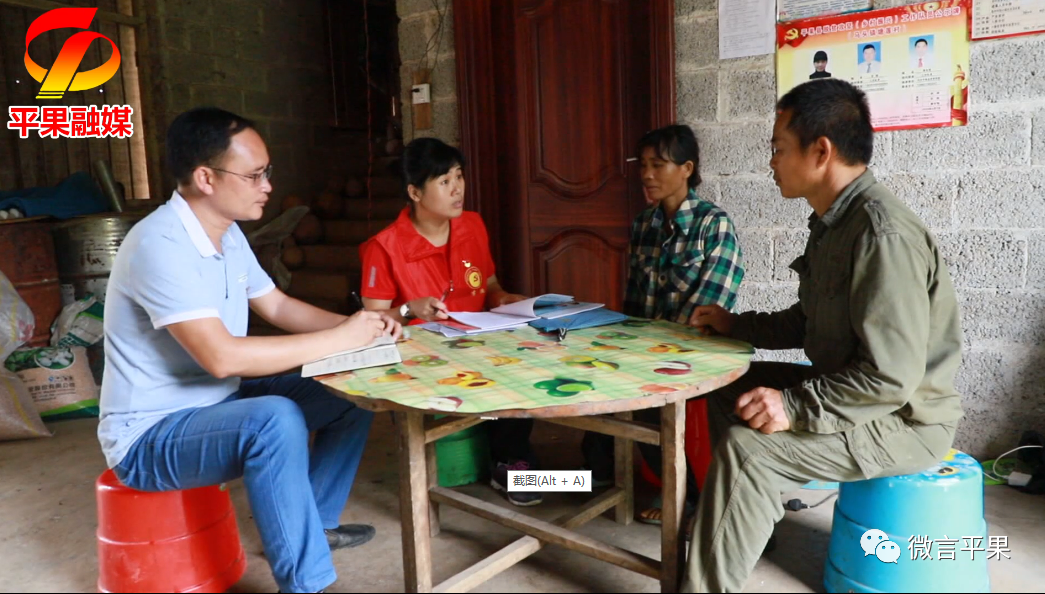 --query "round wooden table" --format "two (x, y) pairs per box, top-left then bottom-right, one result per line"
(319, 320), (752, 593)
